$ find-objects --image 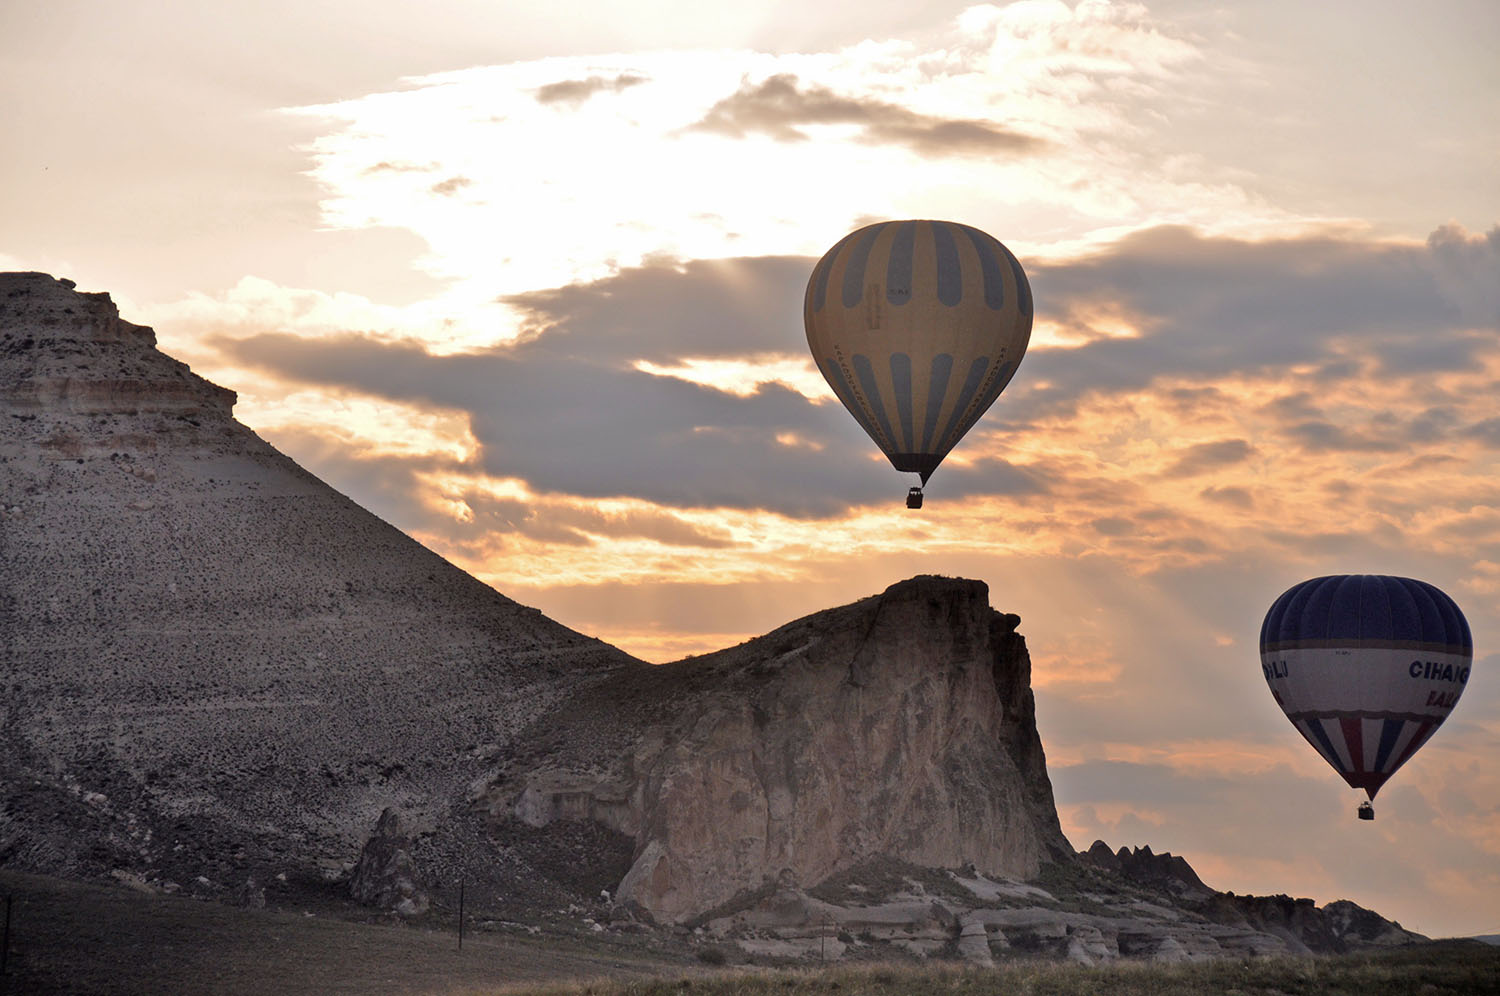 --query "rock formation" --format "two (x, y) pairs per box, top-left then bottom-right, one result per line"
(0, 272), (634, 888)
(1081, 840), (1212, 899)
(349, 808), (430, 915)
(0, 273), (1073, 923)
(485, 576), (1073, 921)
